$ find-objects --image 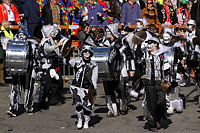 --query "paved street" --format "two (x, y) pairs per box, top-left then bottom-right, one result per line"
(0, 81), (200, 133)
